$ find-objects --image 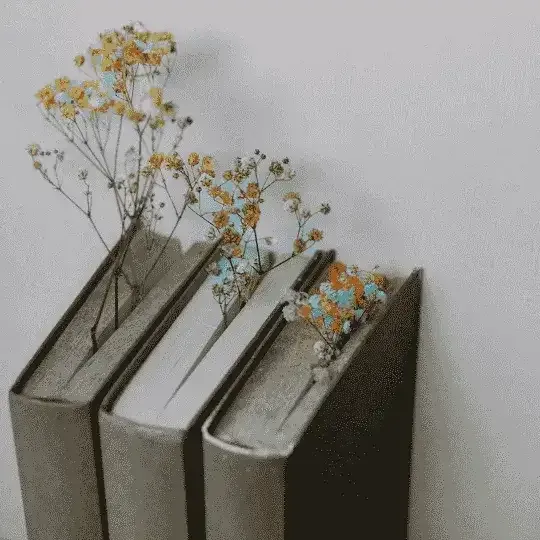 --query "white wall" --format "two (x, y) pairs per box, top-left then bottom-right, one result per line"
(2, 1), (540, 538)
